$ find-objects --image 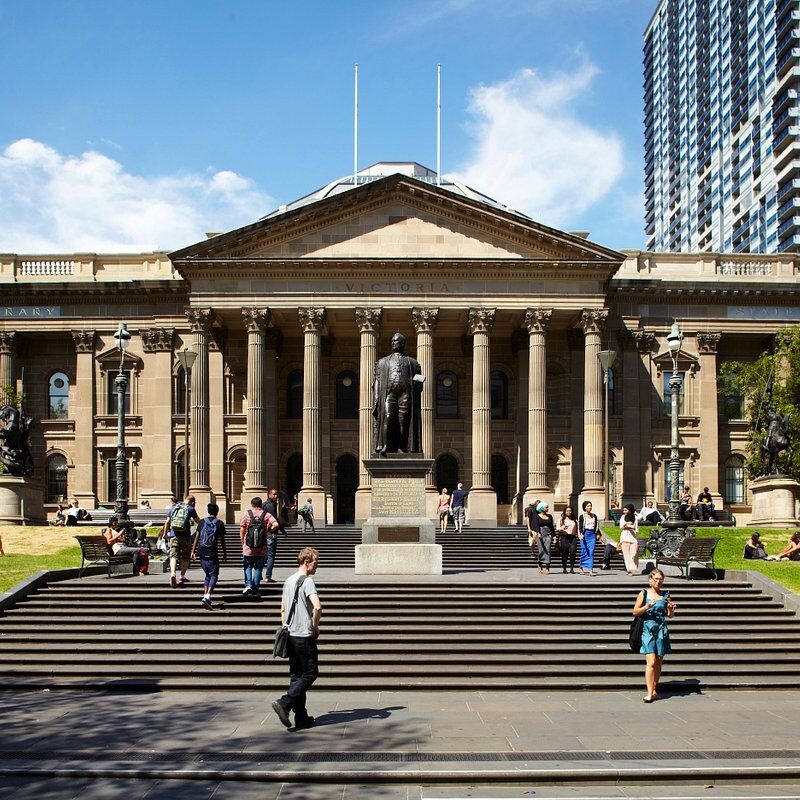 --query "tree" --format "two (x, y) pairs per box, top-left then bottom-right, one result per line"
(719, 327), (800, 481)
